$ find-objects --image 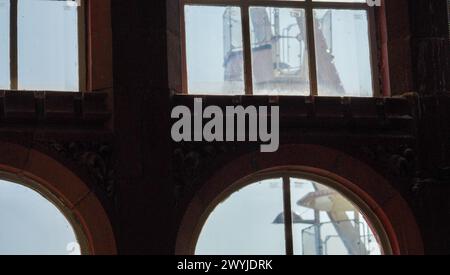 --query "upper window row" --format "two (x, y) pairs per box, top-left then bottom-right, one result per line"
(0, 0), (377, 97)
(0, 0), (82, 92)
(182, 0), (378, 97)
